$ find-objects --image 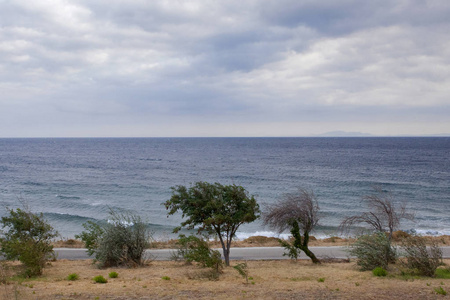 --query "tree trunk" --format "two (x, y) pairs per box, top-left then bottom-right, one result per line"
(299, 245), (321, 264)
